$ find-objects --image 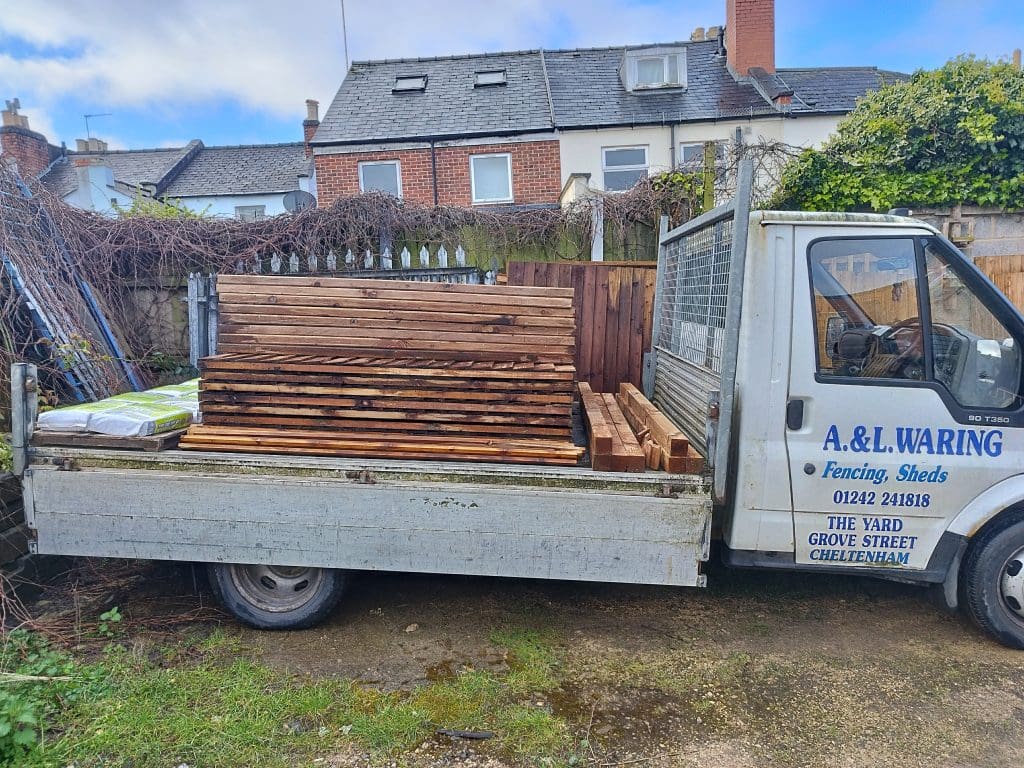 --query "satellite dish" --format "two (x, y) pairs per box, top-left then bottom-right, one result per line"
(283, 189), (316, 212)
